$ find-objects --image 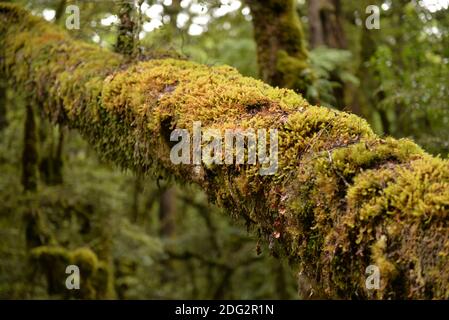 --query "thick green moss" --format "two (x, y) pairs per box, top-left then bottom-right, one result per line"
(2, 4), (449, 299)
